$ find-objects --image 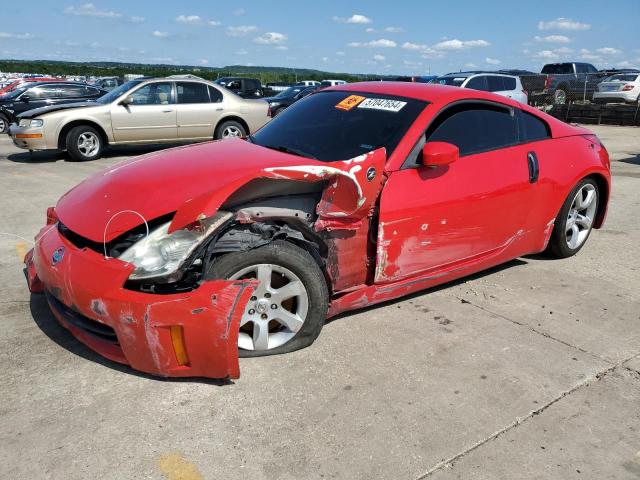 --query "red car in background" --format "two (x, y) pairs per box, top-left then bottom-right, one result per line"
(0, 77), (65, 96)
(25, 82), (610, 379)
